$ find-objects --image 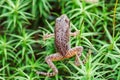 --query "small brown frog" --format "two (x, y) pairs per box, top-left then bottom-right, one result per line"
(37, 14), (83, 77)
